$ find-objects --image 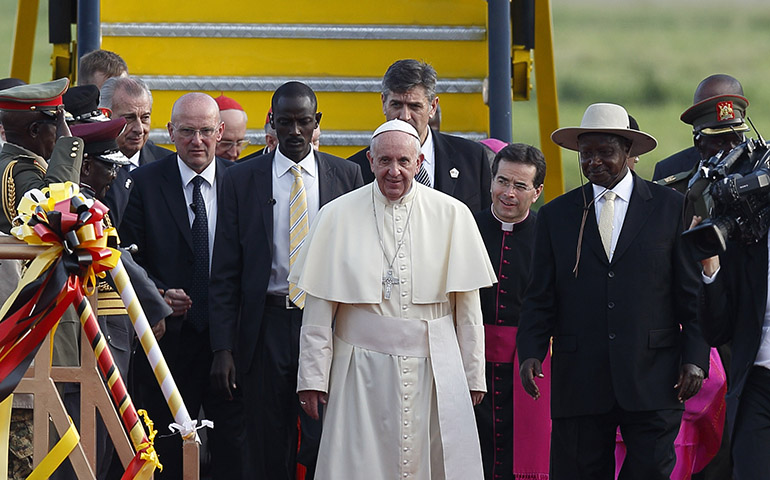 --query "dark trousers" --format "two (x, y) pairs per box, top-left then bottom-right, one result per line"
(732, 366), (770, 480)
(551, 404), (682, 480)
(242, 305), (321, 480)
(133, 318), (247, 480)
